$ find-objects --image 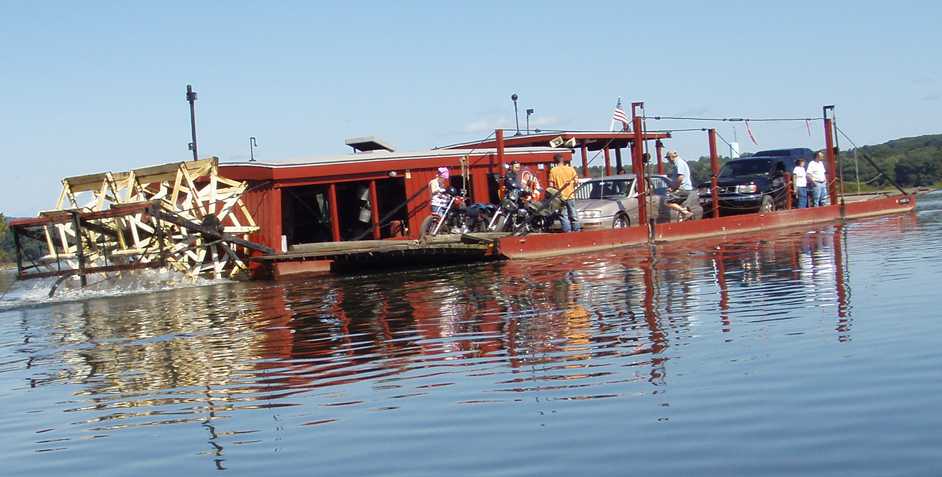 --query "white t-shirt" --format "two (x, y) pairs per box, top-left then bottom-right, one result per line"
(429, 178), (449, 207)
(806, 160), (827, 183)
(792, 165), (807, 188)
